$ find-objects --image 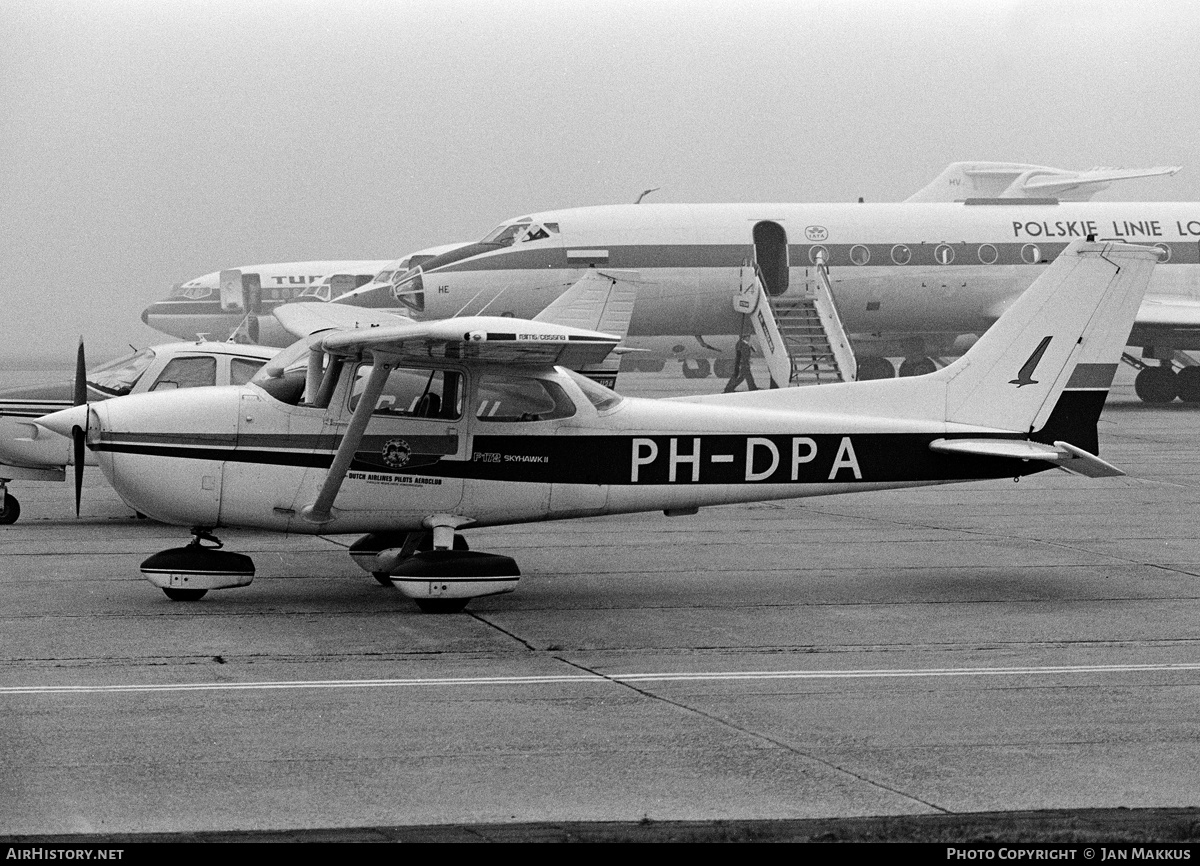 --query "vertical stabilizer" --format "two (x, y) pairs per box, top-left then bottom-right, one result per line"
(936, 241), (1158, 443)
